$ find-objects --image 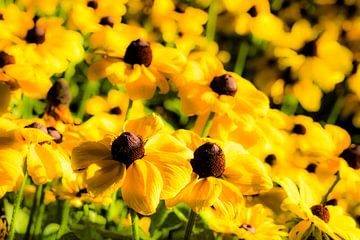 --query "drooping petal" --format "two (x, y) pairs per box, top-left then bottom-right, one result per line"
(122, 160), (163, 215)
(142, 153), (192, 199)
(223, 142), (273, 195)
(71, 141), (112, 170)
(86, 160), (125, 196)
